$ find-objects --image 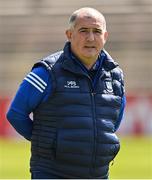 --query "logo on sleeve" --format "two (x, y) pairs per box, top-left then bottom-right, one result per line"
(64, 81), (79, 89)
